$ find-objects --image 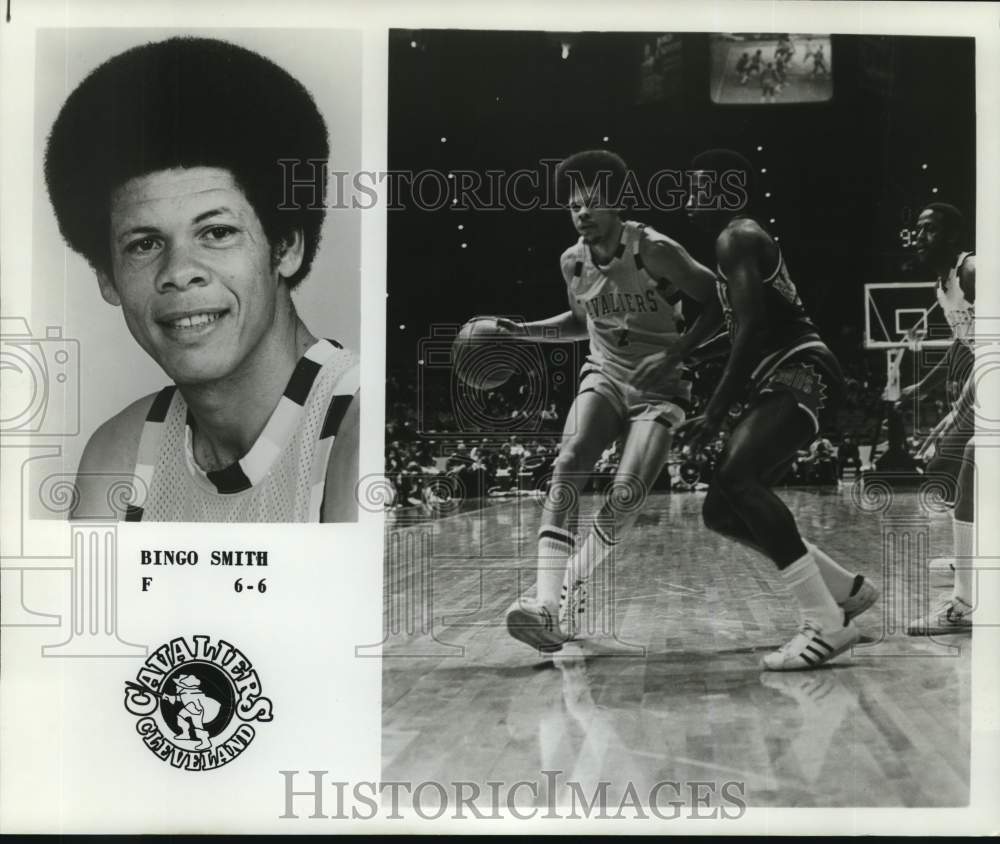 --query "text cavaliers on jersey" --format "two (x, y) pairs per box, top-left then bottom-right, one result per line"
(565, 220), (688, 394)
